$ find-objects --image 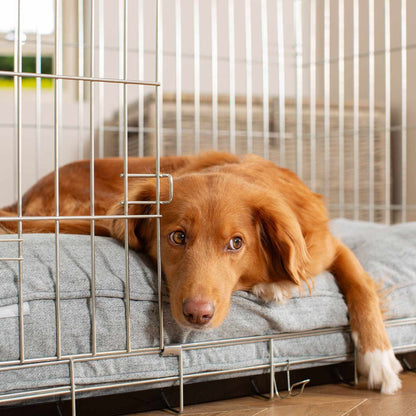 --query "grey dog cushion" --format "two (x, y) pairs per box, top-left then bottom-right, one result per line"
(0, 219), (415, 394)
